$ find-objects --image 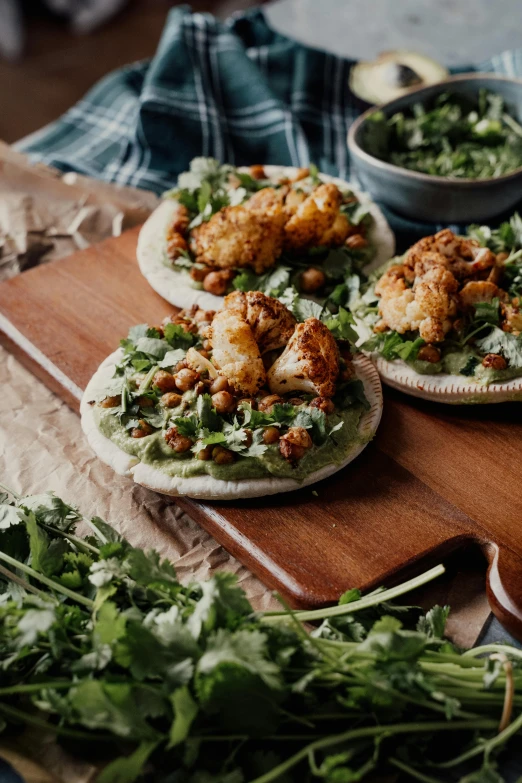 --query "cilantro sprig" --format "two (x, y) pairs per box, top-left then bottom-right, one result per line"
(0, 484), (521, 783)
